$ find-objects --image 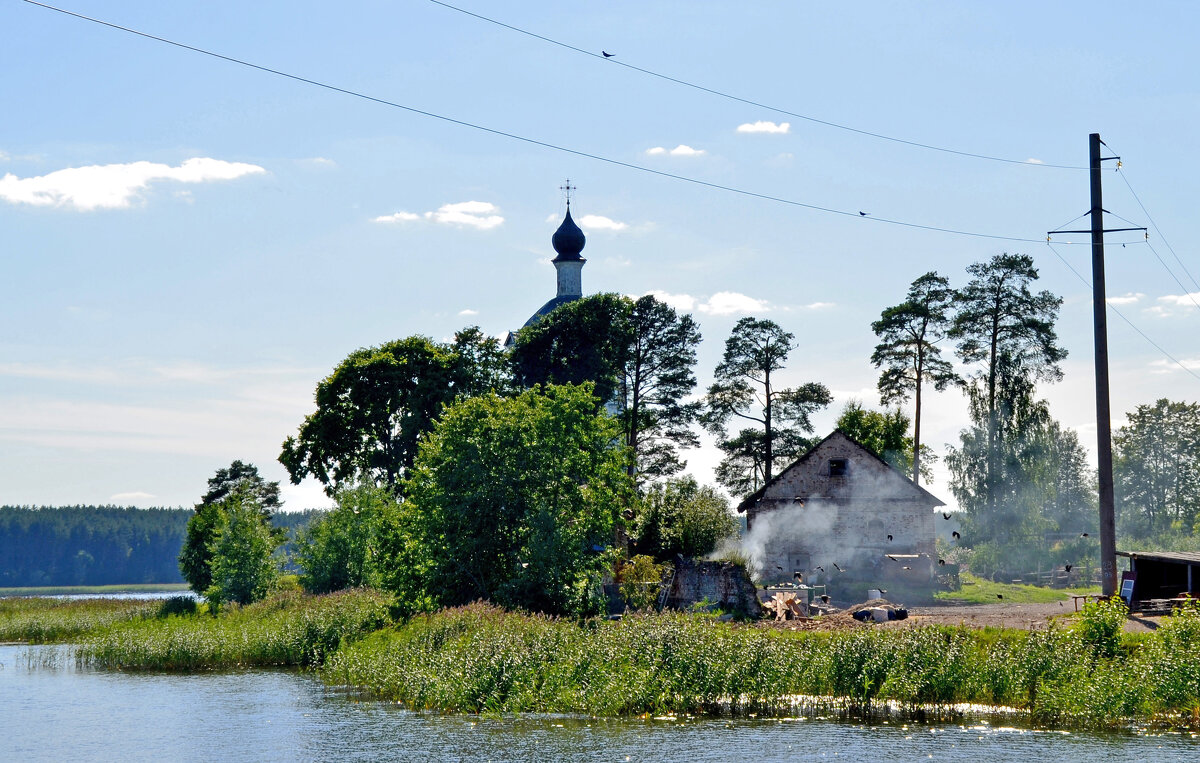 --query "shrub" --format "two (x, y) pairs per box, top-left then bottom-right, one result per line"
(633, 477), (736, 561)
